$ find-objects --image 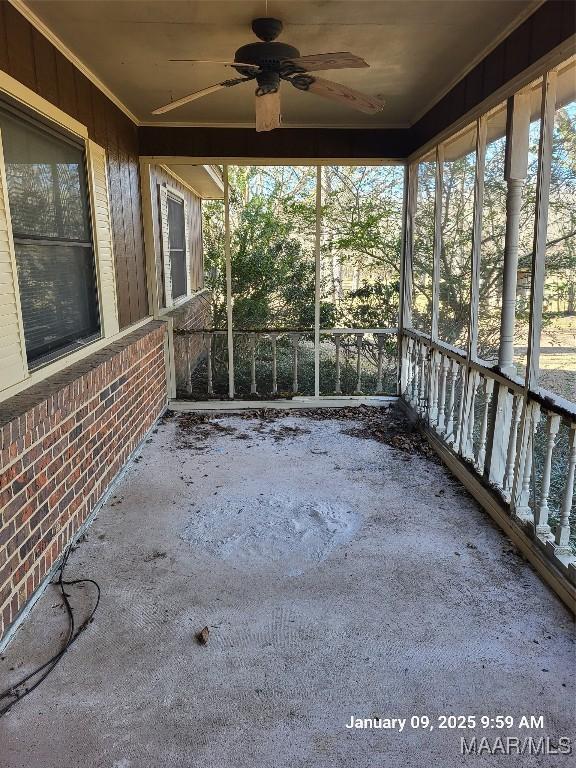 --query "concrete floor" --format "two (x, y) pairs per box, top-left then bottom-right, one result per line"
(0, 407), (574, 768)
